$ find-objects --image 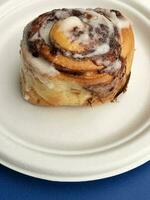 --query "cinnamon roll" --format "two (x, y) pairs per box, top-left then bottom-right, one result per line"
(20, 8), (134, 106)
